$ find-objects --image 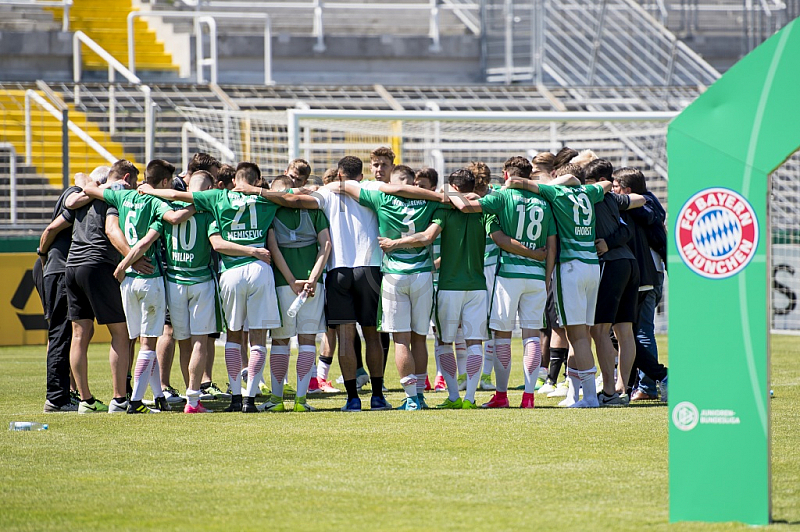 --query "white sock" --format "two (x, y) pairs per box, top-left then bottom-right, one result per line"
(317, 358), (332, 380)
(245, 345), (267, 398)
(224, 342), (242, 396)
(400, 374), (418, 399)
(566, 367), (581, 405)
(493, 339), (512, 393)
(434, 348), (442, 375)
(186, 389), (201, 408)
(579, 367), (599, 406)
(482, 338), (494, 375)
(464, 344), (483, 403)
(131, 350), (156, 402)
(270, 344), (290, 398)
(455, 329), (467, 376)
(149, 354), (164, 399)
(522, 336), (542, 394)
(296, 345), (316, 398)
(436, 345), (460, 401)
(415, 373), (427, 395)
